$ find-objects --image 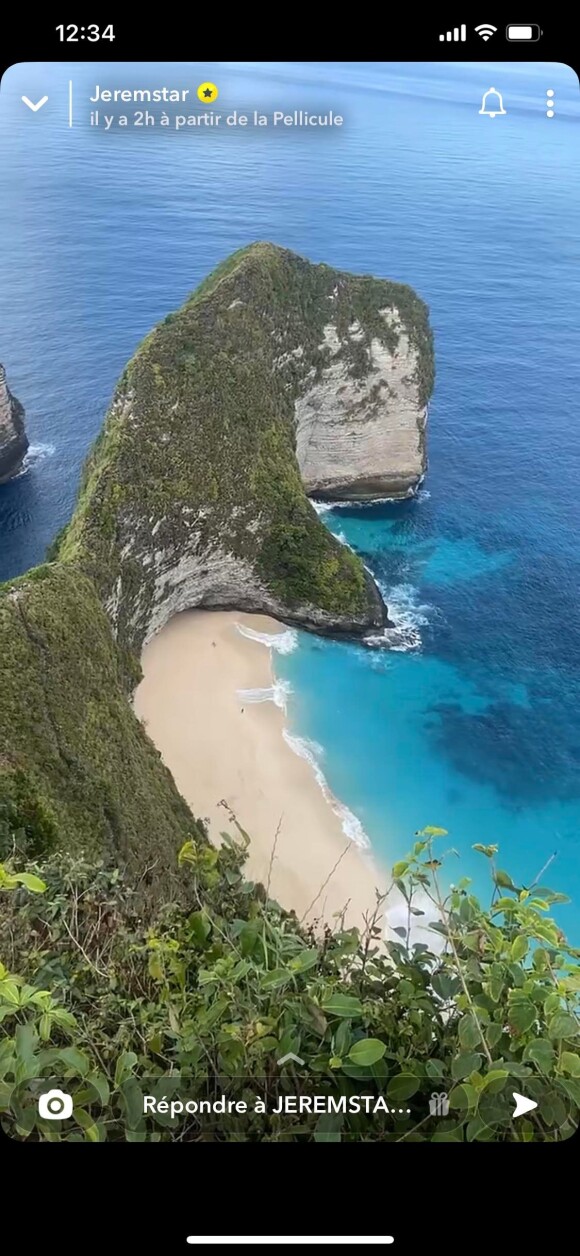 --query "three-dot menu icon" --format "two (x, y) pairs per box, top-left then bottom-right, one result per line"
(546, 89), (555, 118)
